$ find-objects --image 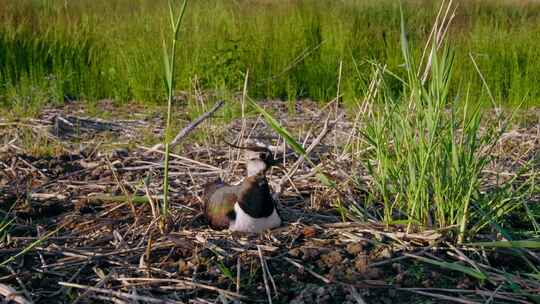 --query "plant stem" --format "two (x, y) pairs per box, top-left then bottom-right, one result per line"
(162, 0), (188, 218)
